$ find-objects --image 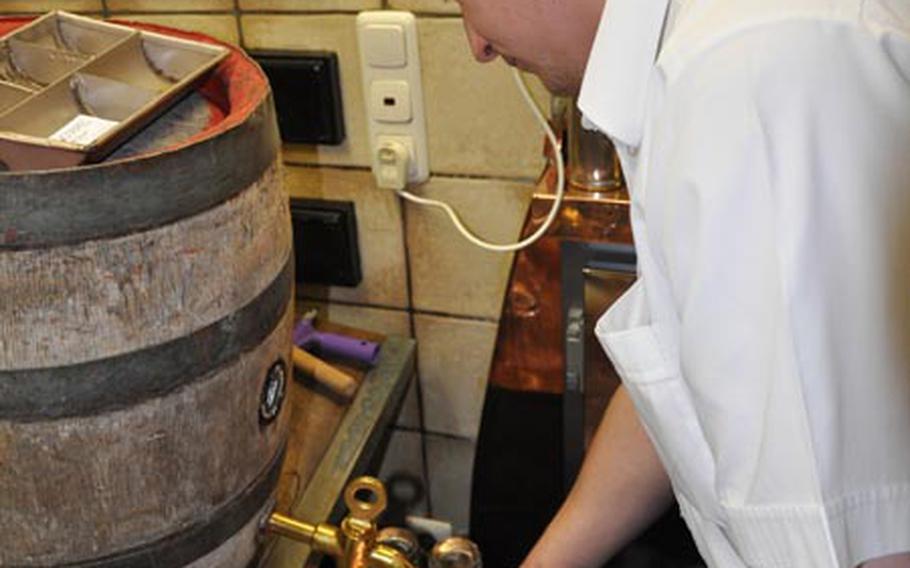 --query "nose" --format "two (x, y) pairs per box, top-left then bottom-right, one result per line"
(463, 20), (497, 63)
